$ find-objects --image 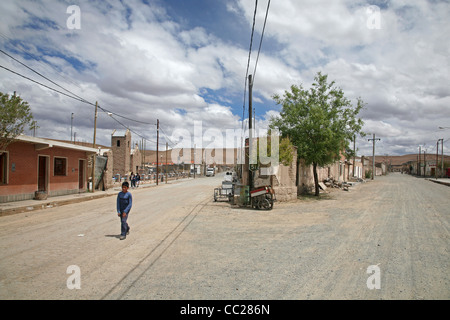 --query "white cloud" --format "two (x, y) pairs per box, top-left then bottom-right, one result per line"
(0, 0), (449, 155)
